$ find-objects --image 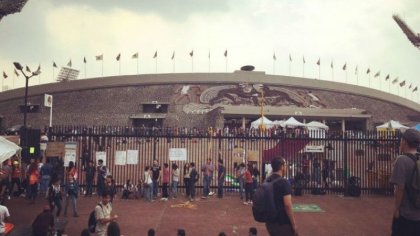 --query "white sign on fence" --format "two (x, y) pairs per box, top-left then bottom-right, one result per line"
(96, 151), (107, 166)
(64, 142), (77, 167)
(115, 151), (127, 165)
(169, 148), (187, 161)
(304, 145), (325, 153)
(127, 150), (139, 165)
